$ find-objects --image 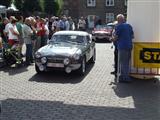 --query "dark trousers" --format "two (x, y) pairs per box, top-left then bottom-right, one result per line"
(26, 44), (33, 64)
(117, 49), (132, 81)
(41, 36), (46, 47)
(114, 48), (118, 73)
